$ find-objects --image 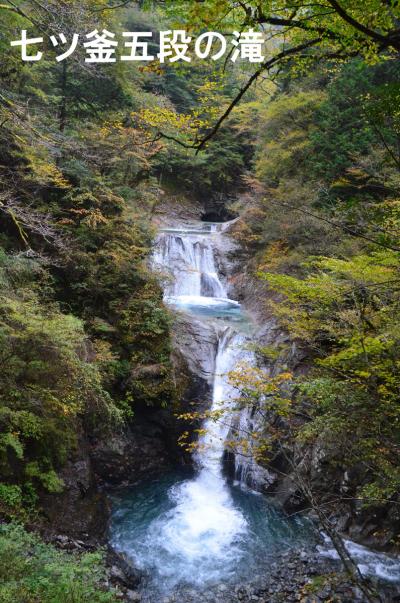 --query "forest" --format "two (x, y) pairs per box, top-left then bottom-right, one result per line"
(0, 1), (400, 602)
